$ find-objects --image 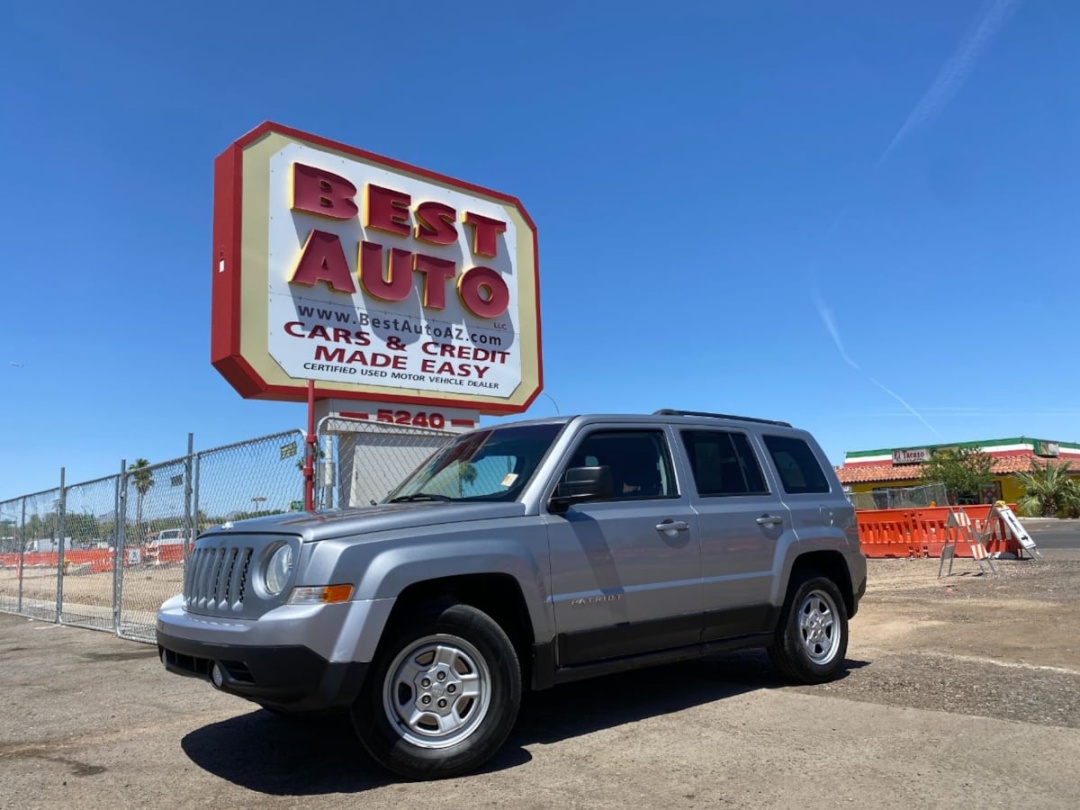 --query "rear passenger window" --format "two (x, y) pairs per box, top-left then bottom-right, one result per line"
(680, 431), (768, 496)
(762, 435), (830, 494)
